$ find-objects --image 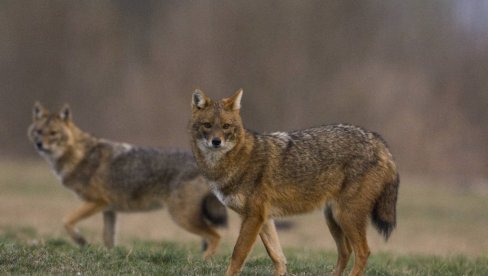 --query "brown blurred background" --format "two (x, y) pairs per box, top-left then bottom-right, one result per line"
(1, 1), (488, 257)
(1, 1), (488, 181)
